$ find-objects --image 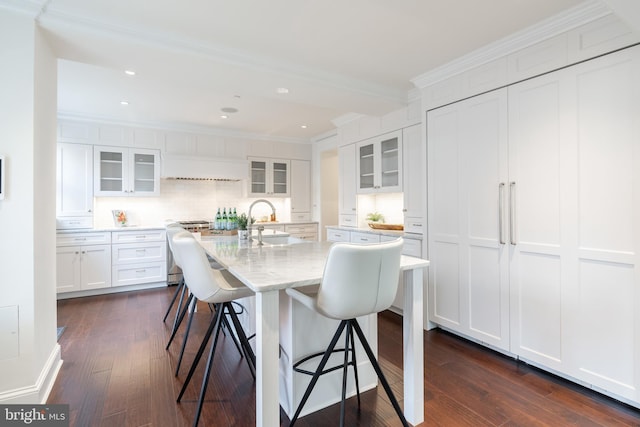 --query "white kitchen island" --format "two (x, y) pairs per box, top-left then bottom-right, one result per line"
(198, 236), (429, 426)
